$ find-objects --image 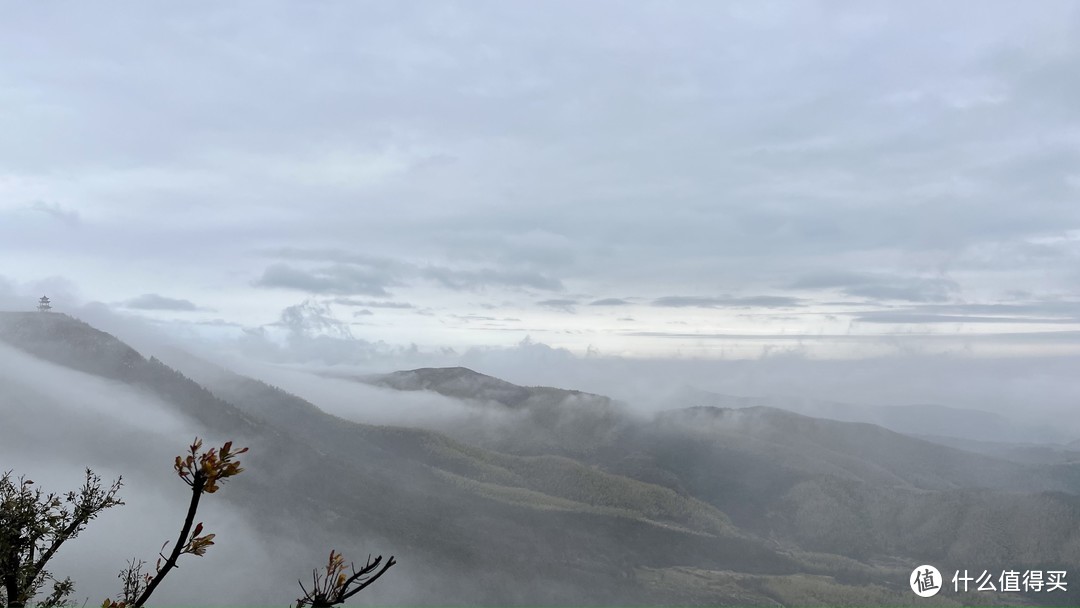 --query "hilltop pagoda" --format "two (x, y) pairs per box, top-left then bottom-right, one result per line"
(37, 295), (52, 312)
